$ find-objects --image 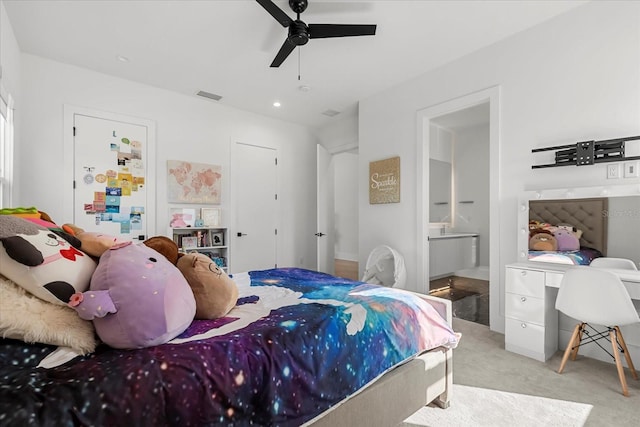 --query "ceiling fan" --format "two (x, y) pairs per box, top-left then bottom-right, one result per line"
(256, 0), (377, 67)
